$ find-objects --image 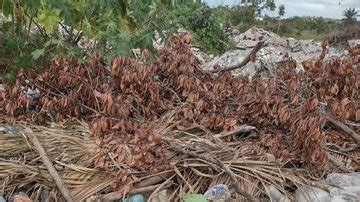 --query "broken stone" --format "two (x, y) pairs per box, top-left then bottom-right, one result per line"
(348, 39), (360, 48)
(204, 28), (345, 78)
(0, 125), (22, 134)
